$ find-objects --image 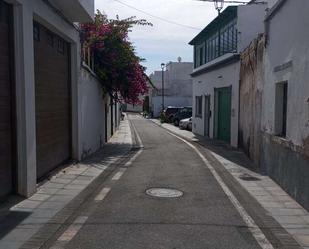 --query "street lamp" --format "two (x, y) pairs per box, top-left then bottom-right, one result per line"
(214, 0), (224, 15)
(161, 63), (165, 112)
